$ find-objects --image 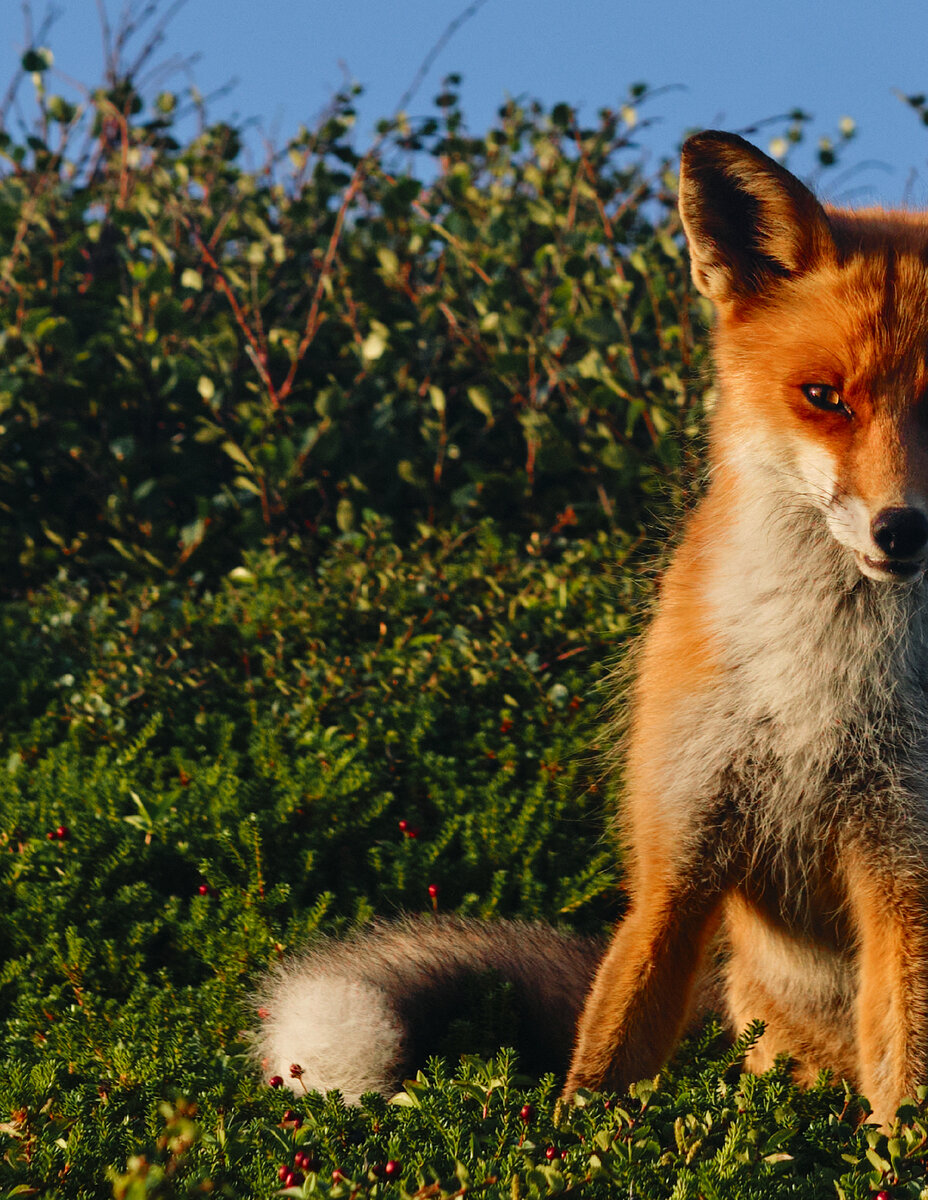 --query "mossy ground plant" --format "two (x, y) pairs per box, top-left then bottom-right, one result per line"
(0, 8), (923, 1197)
